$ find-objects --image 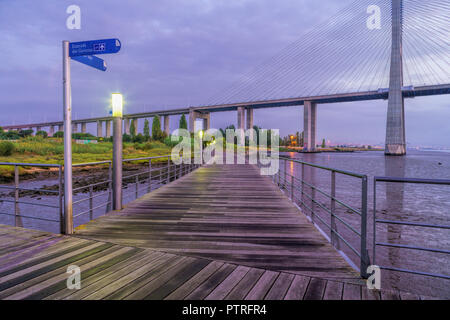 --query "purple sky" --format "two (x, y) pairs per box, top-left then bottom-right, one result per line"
(0, 0), (448, 147)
